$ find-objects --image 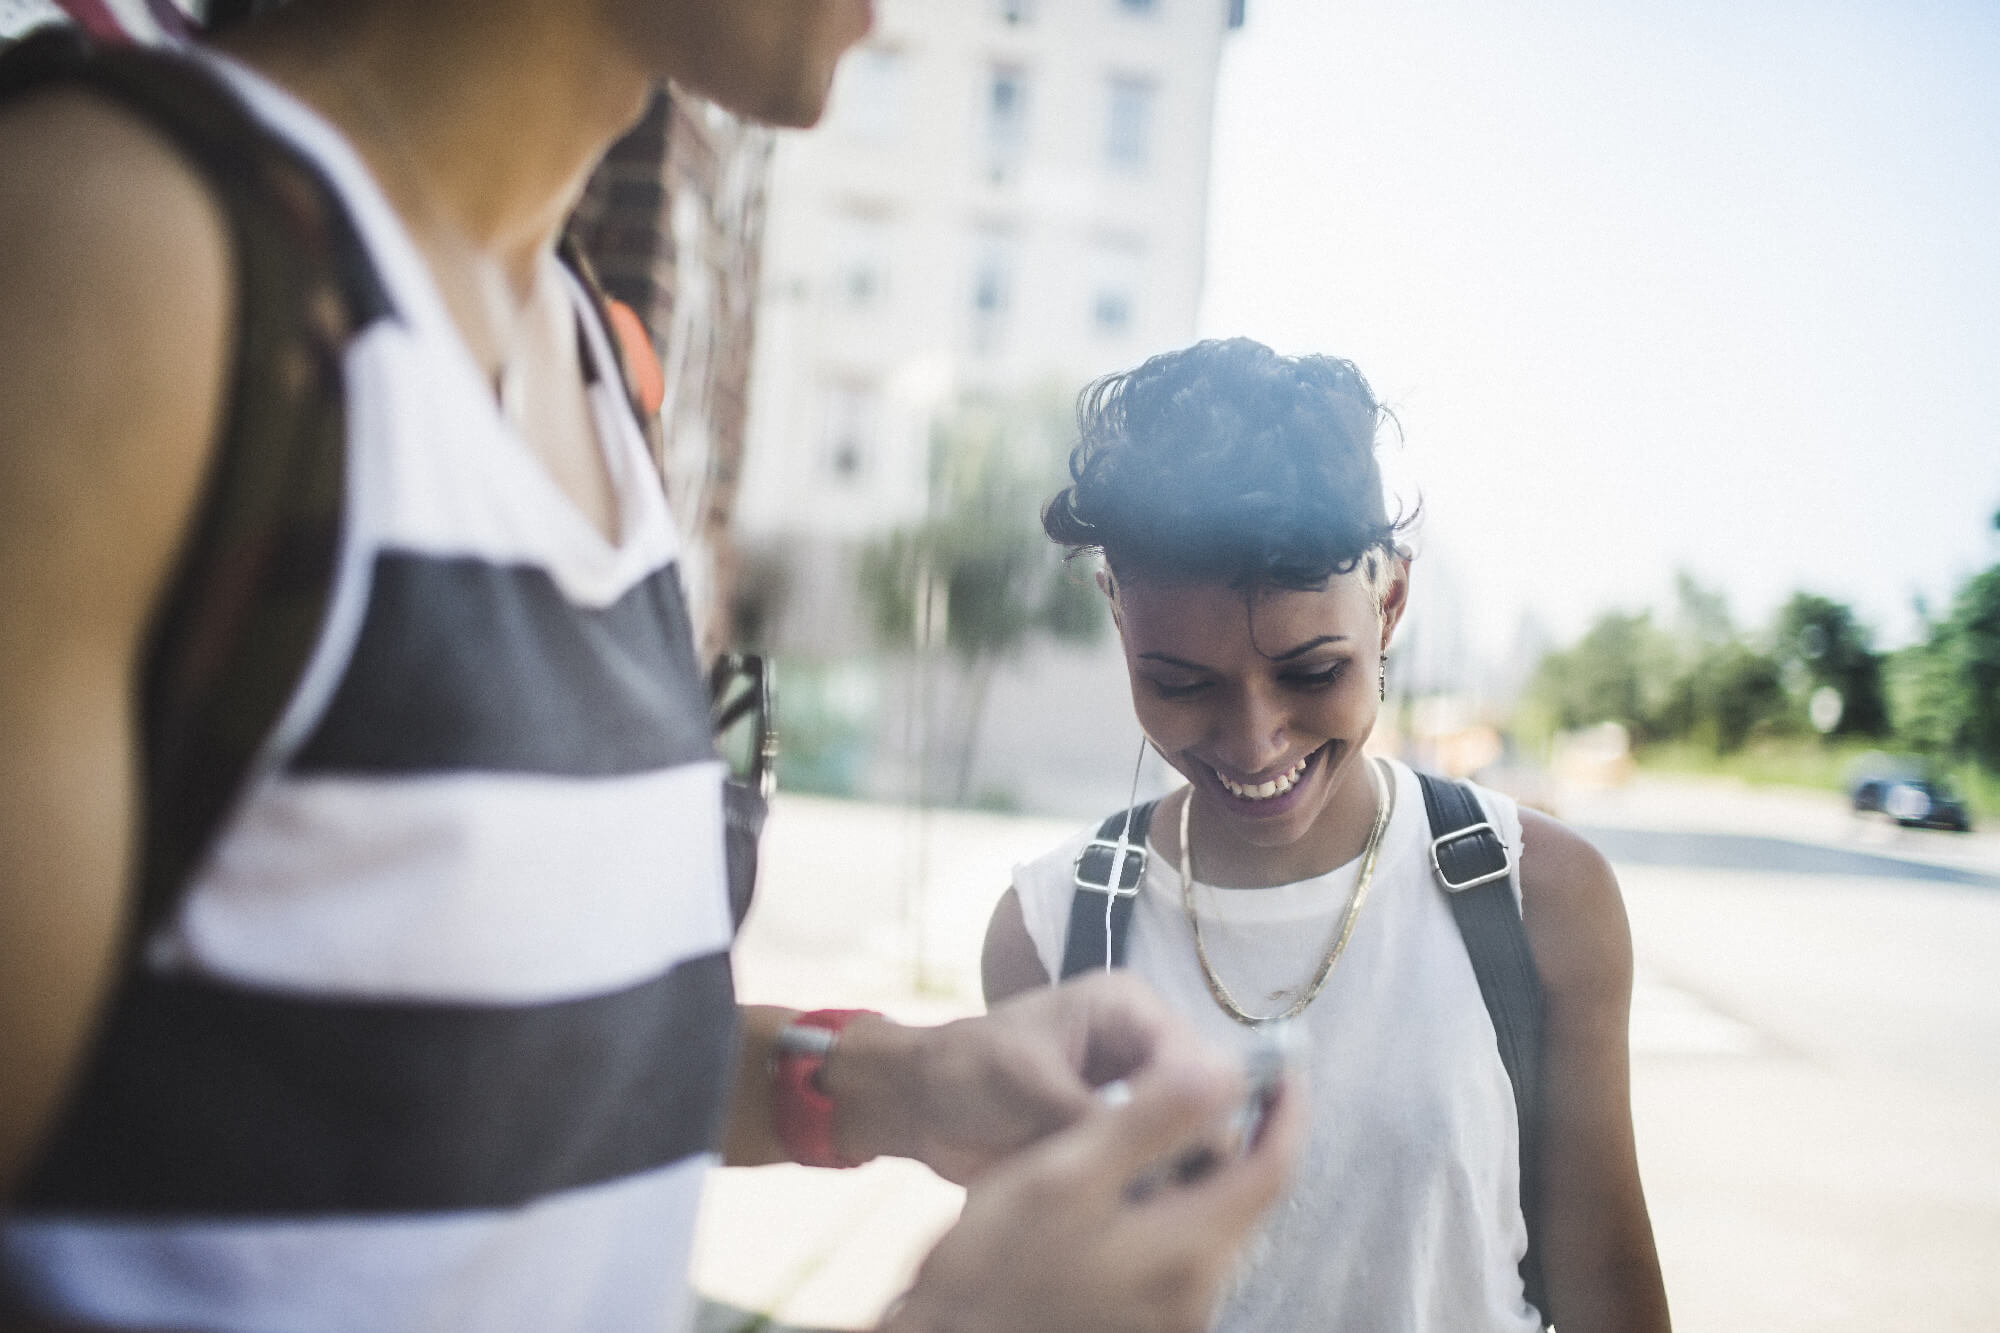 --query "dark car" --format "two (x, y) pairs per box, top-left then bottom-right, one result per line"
(1851, 777), (1972, 832)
